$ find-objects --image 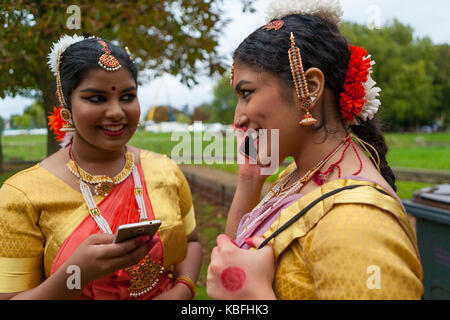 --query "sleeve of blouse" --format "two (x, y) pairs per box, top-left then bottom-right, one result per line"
(302, 203), (424, 300)
(172, 163), (196, 236)
(0, 182), (45, 293)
